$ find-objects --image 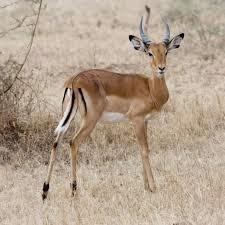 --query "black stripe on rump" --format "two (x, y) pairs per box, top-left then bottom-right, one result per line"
(62, 89), (75, 127)
(78, 88), (87, 114)
(61, 87), (68, 115)
(62, 88), (68, 105)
